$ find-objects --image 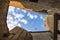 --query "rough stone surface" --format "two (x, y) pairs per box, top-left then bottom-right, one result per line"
(8, 27), (33, 40)
(30, 32), (52, 40)
(10, 0), (52, 12)
(47, 8), (60, 15)
(9, 0), (60, 14)
(47, 15), (54, 32)
(0, 0), (10, 40)
(46, 15), (60, 40)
